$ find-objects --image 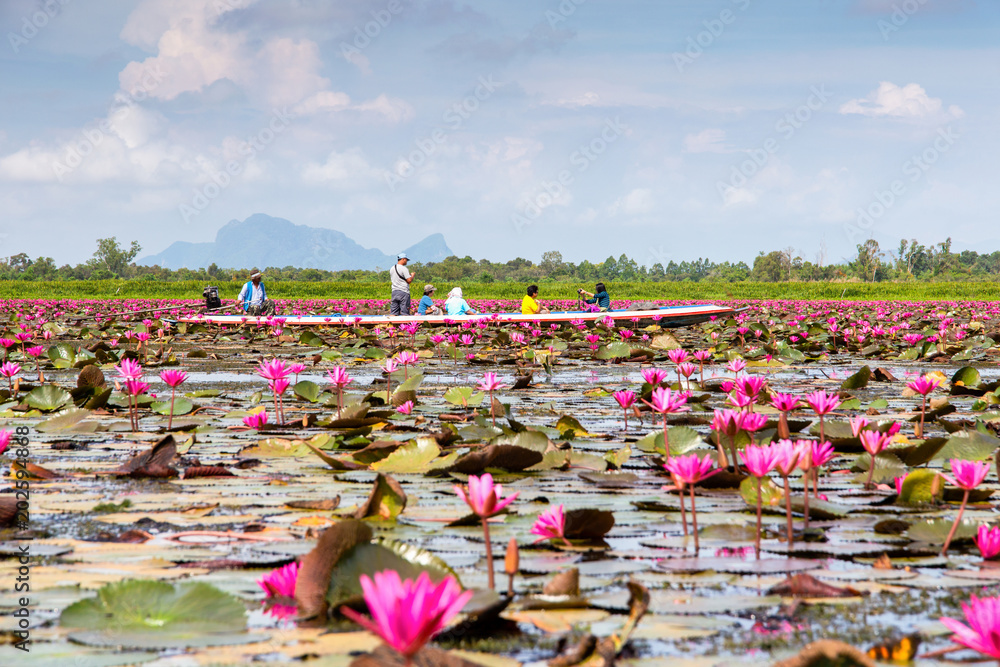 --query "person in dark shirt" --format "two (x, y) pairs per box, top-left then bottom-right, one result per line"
(578, 282), (611, 310)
